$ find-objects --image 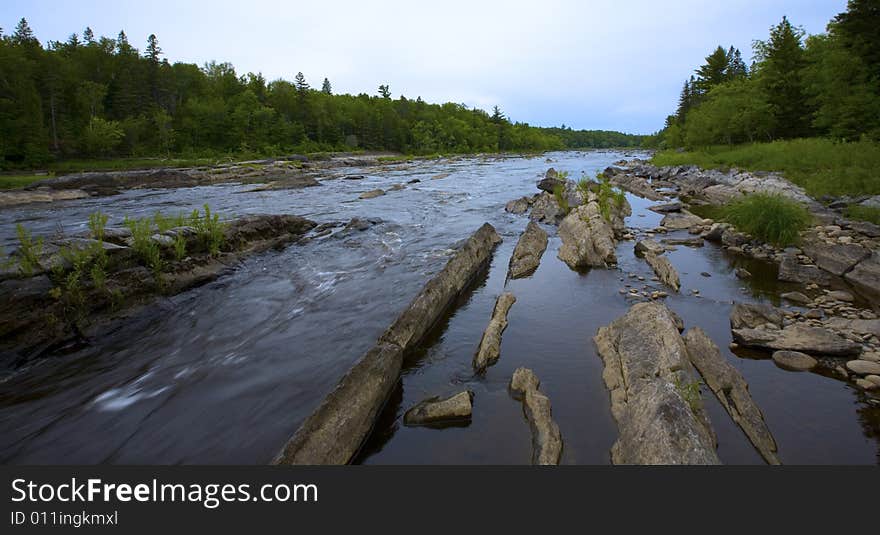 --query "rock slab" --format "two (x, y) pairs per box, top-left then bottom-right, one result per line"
(509, 368), (563, 465)
(508, 222), (548, 279)
(473, 292), (517, 372)
(403, 391), (474, 426)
